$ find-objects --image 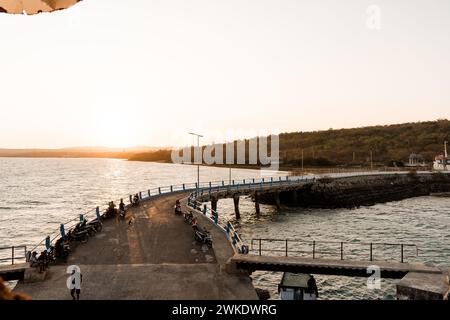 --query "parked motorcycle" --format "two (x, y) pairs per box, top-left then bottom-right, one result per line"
(184, 211), (194, 224)
(87, 218), (103, 233)
(74, 220), (98, 237)
(67, 229), (89, 244)
(194, 230), (213, 248)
